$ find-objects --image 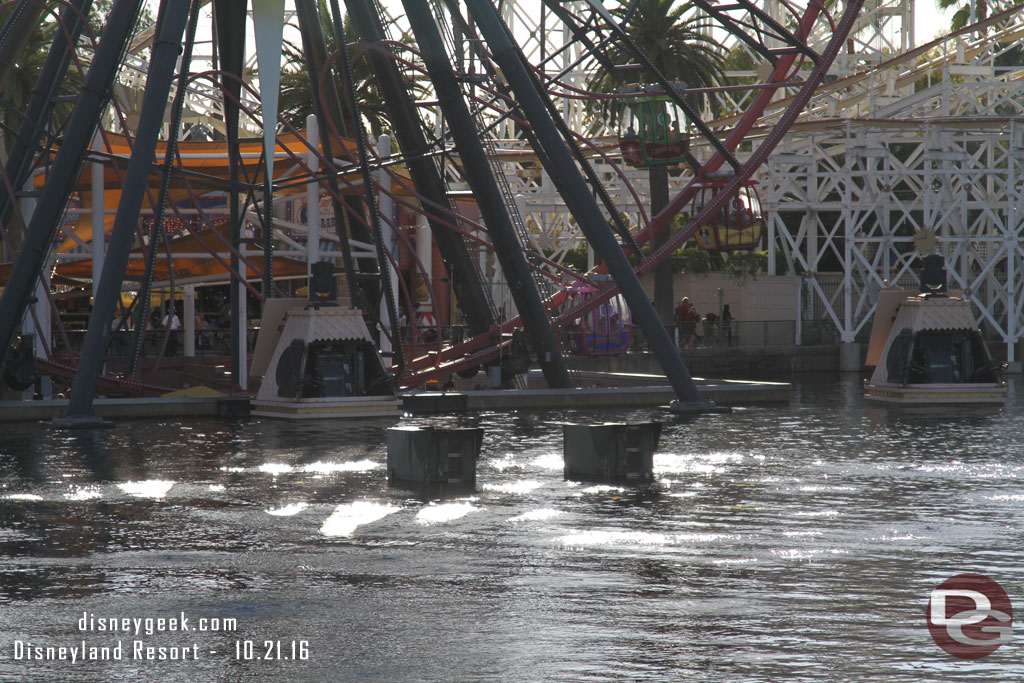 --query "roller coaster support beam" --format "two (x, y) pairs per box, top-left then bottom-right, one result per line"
(214, 0), (247, 390)
(402, 0), (573, 389)
(0, 0), (142, 383)
(0, 0), (91, 230)
(465, 0), (713, 411)
(344, 0), (496, 337)
(65, 0), (193, 421)
(294, 0), (371, 308)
